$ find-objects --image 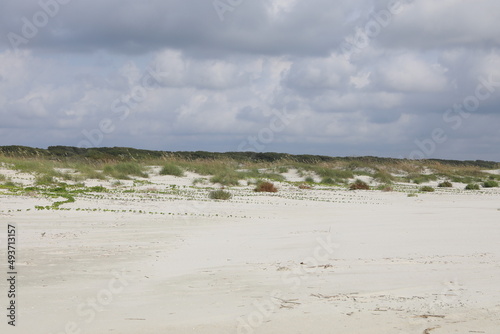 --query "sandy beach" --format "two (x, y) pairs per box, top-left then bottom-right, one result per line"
(1, 169), (500, 334)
